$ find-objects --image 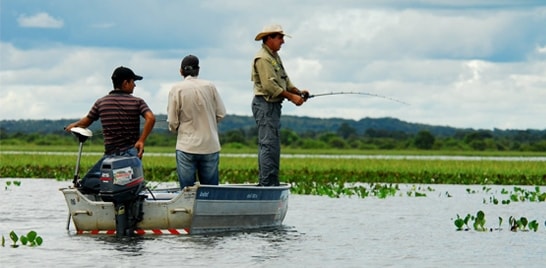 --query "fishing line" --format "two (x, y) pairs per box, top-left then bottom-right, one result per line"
(305, 91), (409, 105)
(77, 90), (407, 137)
